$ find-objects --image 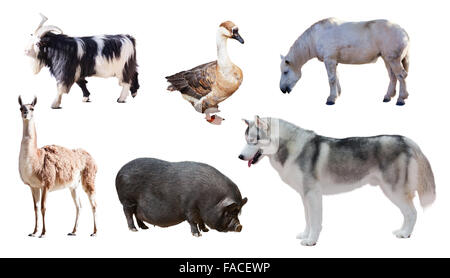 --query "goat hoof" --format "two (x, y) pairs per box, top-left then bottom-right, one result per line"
(51, 106), (62, 109)
(131, 93), (137, 98)
(117, 98), (126, 103)
(82, 97), (91, 103)
(67, 233), (76, 236)
(38, 234), (46, 238)
(326, 101), (335, 105)
(28, 233), (36, 237)
(90, 233), (97, 237)
(396, 100), (405, 106)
